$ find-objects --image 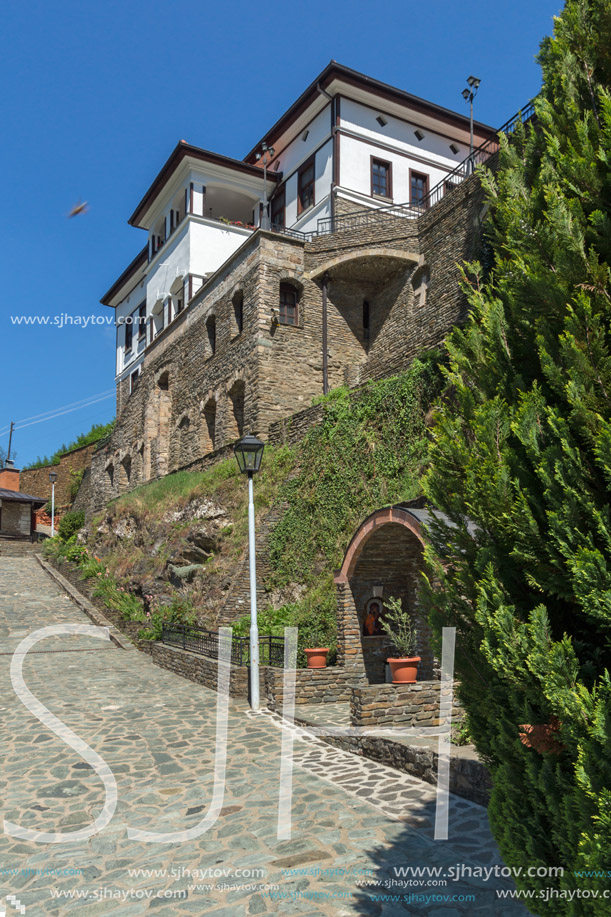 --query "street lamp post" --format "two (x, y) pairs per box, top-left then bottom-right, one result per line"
(49, 471), (58, 537)
(462, 76), (481, 173)
(255, 142), (275, 230)
(233, 434), (265, 710)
